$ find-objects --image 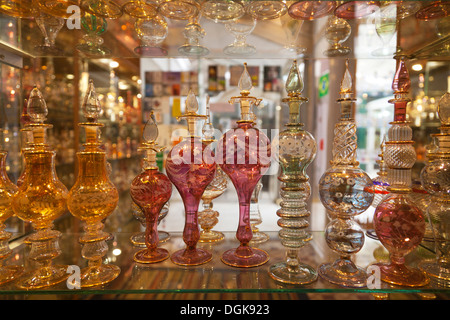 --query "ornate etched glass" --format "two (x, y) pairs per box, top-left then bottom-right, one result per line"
(67, 80), (121, 287)
(165, 90), (216, 266)
(12, 87), (69, 289)
(217, 63), (271, 267)
(373, 58), (429, 287)
(269, 59), (317, 284)
(419, 92), (450, 287)
(318, 60), (374, 287)
(130, 113), (172, 263)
